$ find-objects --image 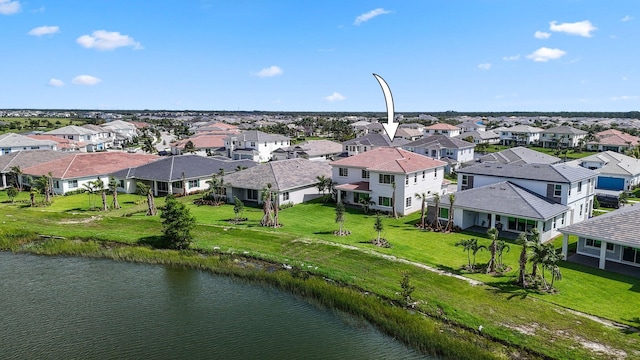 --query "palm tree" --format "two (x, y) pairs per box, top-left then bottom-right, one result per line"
(486, 227), (499, 273)
(415, 192), (427, 229)
(260, 183), (275, 227)
(358, 194), (374, 214)
(9, 166), (23, 191)
(455, 238), (474, 269)
(470, 238), (486, 270)
(446, 193), (455, 232)
(432, 193), (442, 231)
(83, 181), (96, 209)
(496, 240), (510, 270)
(316, 175), (329, 195)
(516, 230), (535, 288)
(335, 201), (346, 235)
(146, 187), (157, 216)
(33, 175), (51, 205)
(141, 137), (155, 154)
(109, 176), (120, 209)
(92, 178), (108, 211)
